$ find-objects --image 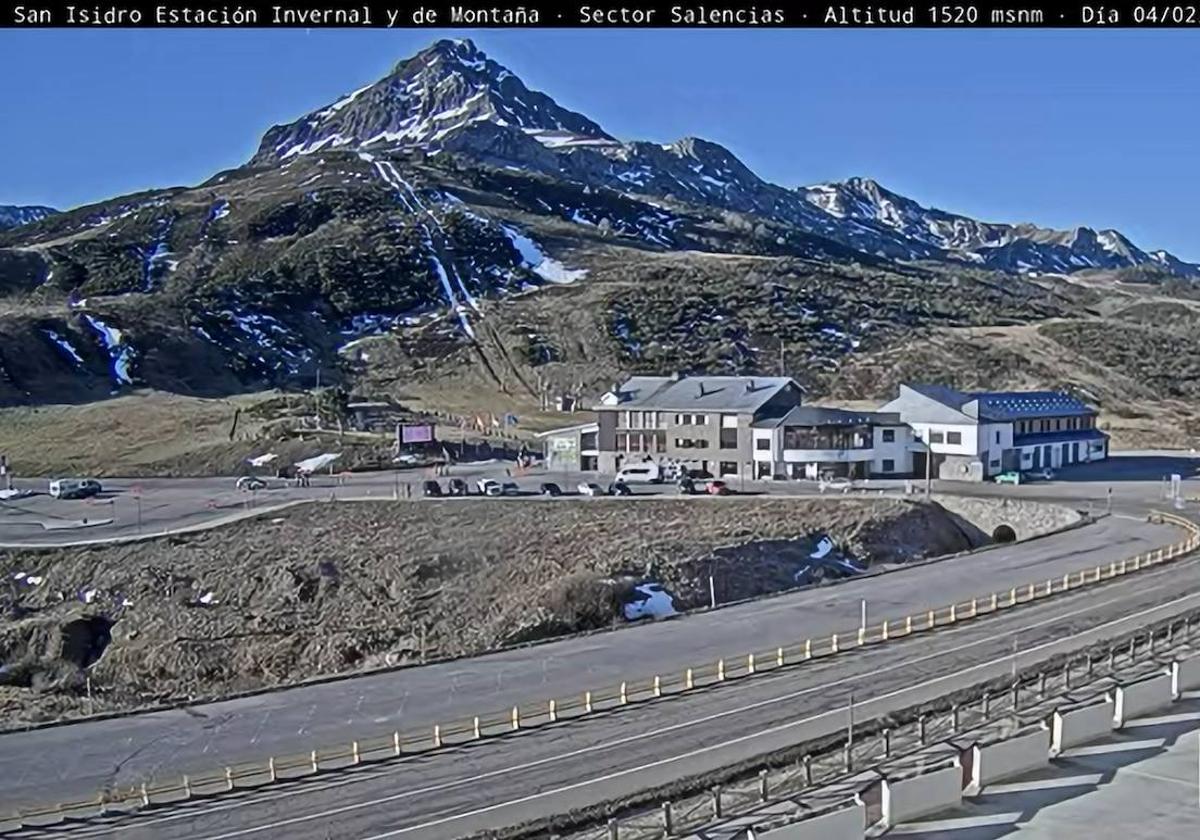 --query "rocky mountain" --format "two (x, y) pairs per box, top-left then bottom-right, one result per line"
(0, 37), (1195, 412)
(0, 205), (57, 231)
(250, 38), (1197, 279)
